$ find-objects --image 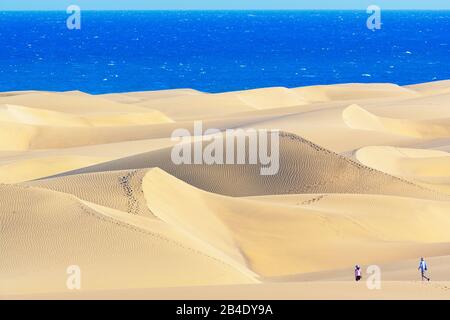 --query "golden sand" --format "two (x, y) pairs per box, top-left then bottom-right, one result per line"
(2, 81), (450, 299)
